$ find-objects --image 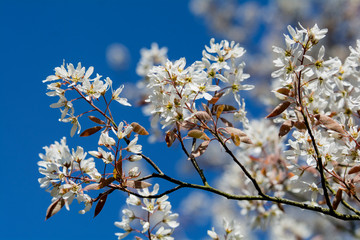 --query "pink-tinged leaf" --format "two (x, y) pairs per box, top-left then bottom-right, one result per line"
(180, 120), (197, 130)
(240, 136), (253, 144)
(165, 130), (177, 147)
(208, 92), (224, 104)
(45, 198), (65, 220)
(188, 129), (210, 141)
(265, 101), (291, 118)
(216, 104), (225, 119)
(348, 165), (360, 174)
(88, 116), (105, 125)
(201, 103), (212, 116)
(279, 120), (293, 137)
(225, 127), (247, 137)
(294, 109), (304, 122)
(194, 111), (212, 122)
(83, 183), (100, 191)
(131, 122), (149, 135)
(126, 180), (152, 189)
(190, 140), (210, 158)
(352, 174), (360, 183)
(315, 114), (346, 135)
(80, 126), (103, 137)
(94, 194), (108, 218)
(332, 189), (343, 210)
(220, 117), (233, 127)
(225, 127), (251, 146)
(294, 121), (306, 130)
